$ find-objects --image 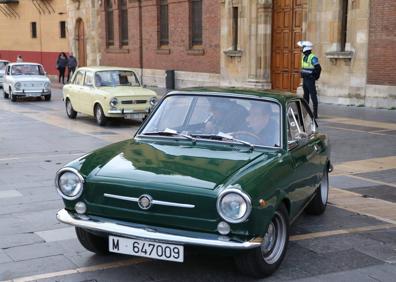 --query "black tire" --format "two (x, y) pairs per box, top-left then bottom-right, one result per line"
(44, 95), (51, 101)
(3, 91), (8, 99)
(94, 104), (107, 126)
(305, 167), (329, 215)
(234, 204), (289, 278)
(10, 88), (16, 102)
(65, 99), (77, 119)
(75, 227), (109, 255)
